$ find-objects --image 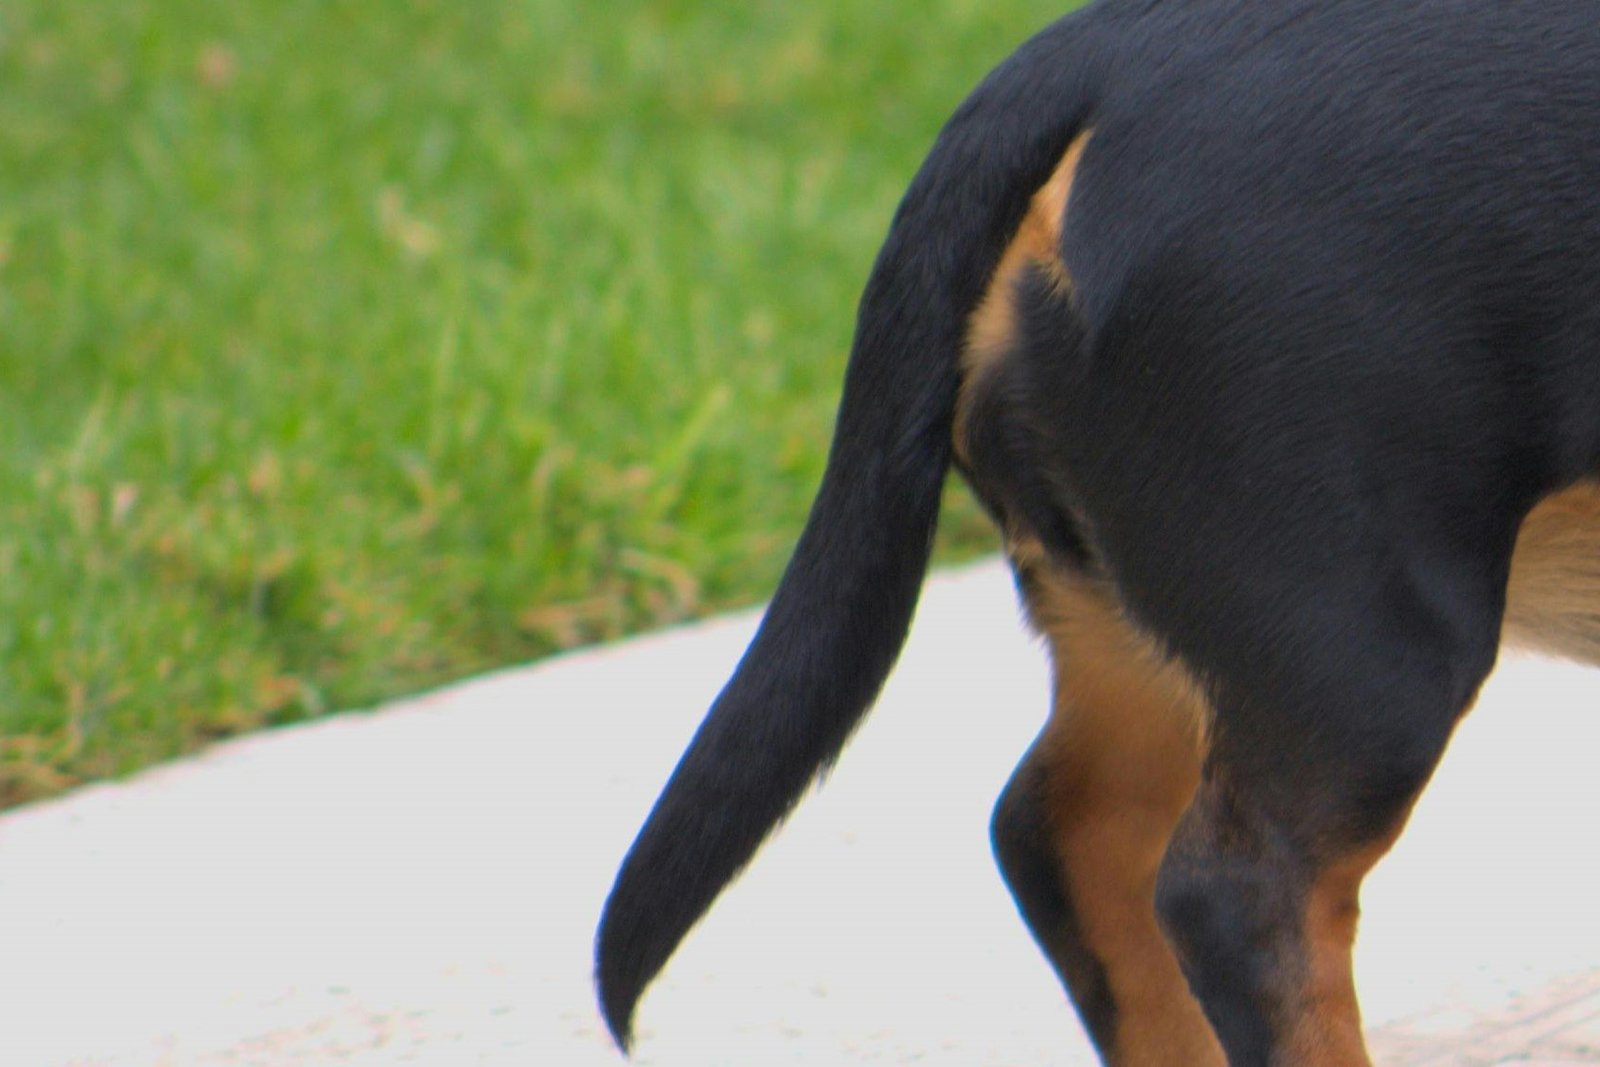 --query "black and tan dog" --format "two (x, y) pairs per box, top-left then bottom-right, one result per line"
(595, 1), (1600, 1064)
